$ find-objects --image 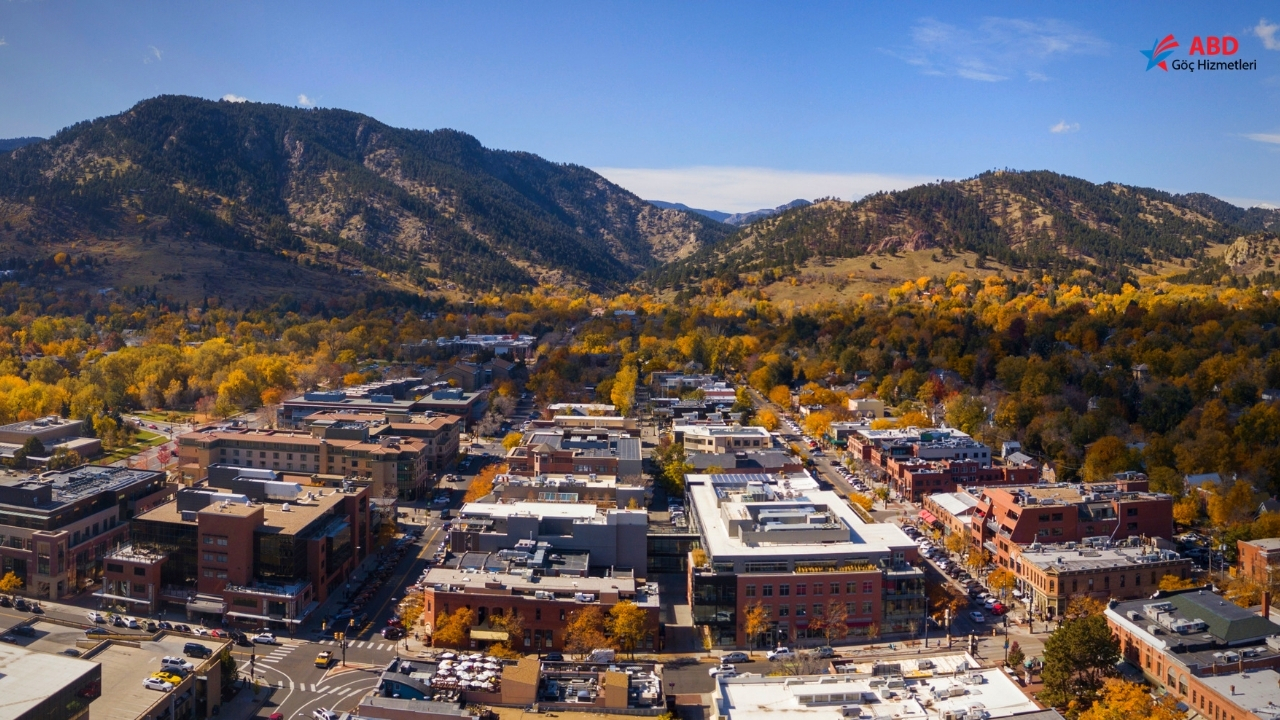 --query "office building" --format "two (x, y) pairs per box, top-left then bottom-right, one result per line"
(673, 424), (773, 454)
(687, 472), (924, 647)
(506, 428), (642, 481)
(0, 416), (102, 461)
(0, 465), (170, 599)
(448, 501), (647, 573)
(1013, 538), (1192, 618)
(117, 467), (371, 626)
